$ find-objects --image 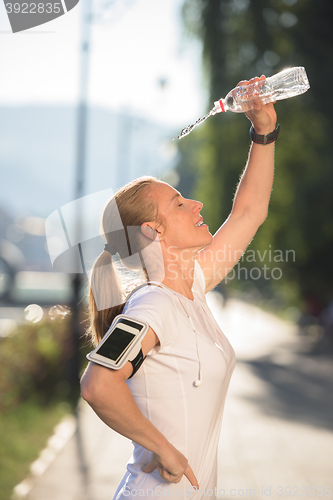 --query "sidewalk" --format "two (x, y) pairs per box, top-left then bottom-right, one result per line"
(18, 293), (333, 500)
